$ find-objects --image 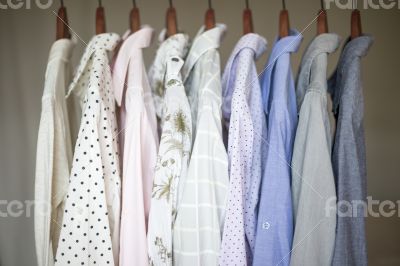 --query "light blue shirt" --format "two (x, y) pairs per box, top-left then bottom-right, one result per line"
(253, 29), (302, 266)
